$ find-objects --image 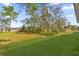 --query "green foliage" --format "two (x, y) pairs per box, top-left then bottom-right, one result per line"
(26, 3), (37, 15)
(19, 25), (26, 32)
(3, 6), (14, 11)
(20, 3), (68, 35)
(0, 4), (69, 34)
(0, 5), (18, 32)
(2, 6), (18, 20)
(40, 32), (57, 36)
(70, 25), (77, 31)
(2, 6), (14, 16)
